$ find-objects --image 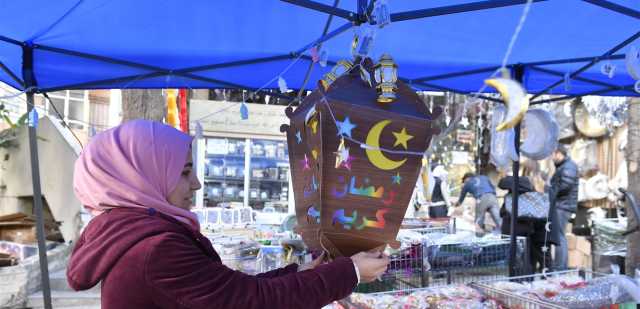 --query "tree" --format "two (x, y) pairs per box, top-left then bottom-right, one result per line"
(626, 97), (640, 275)
(121, 89), (165, 122)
